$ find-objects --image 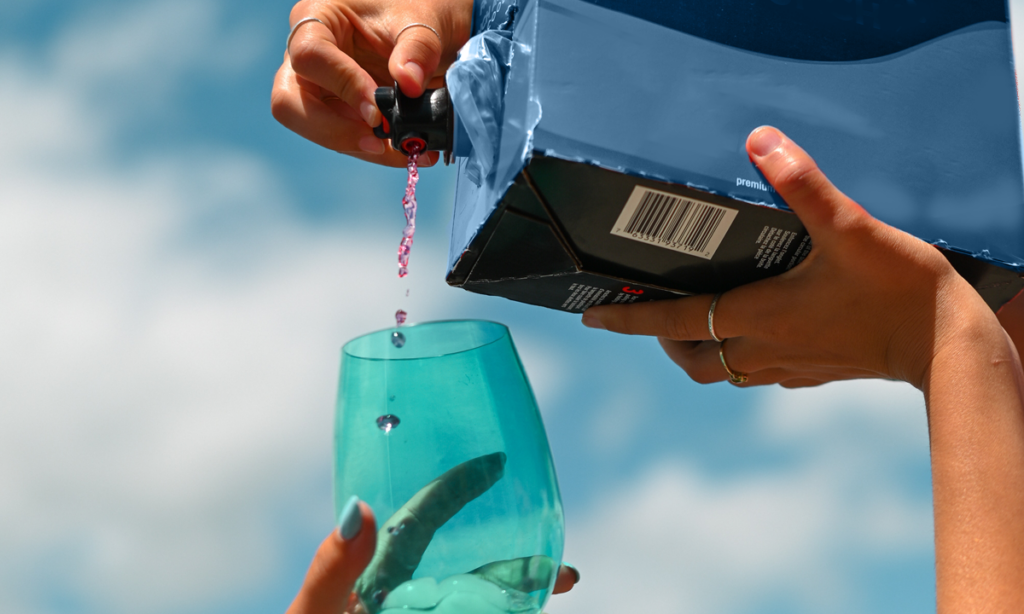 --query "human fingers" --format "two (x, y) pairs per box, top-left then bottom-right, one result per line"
(779, 378), (827, 389)
(286, 496), (377, 614)
(389, 22), (445, 98)
(583, 280), (770, 341)
(554, 563), (580, 594)
(583, 294), (718, 340)
(286, 8), (381, 128)
(659, 338), (880, 387)
(387, 1), (473, 97)
(272, 62), (411, 163)
(746, 126), (871, 240)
